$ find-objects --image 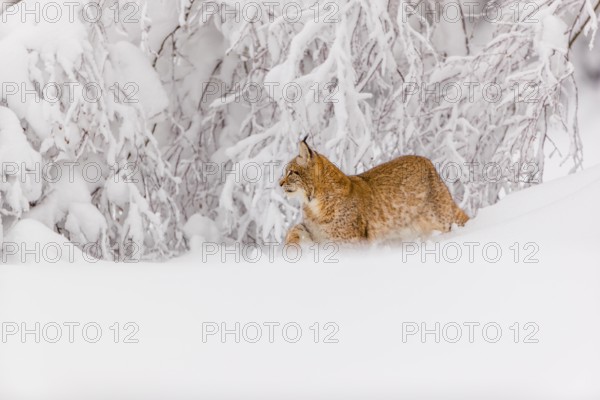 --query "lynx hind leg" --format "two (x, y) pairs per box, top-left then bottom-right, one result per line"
(285, 223), (312, 245)
(414, 211), (449, 237)
(428, 204), (468, 233)
(415, 203), (454, 236)
(454, 207), (469, 226)
(427, 172), (468, 231)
